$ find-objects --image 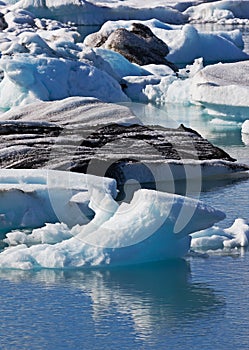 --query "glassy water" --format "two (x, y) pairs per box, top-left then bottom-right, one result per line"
(1, 257), (249, 350)
(1, 24), (249, 350)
